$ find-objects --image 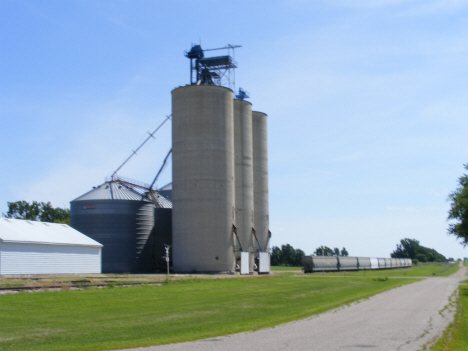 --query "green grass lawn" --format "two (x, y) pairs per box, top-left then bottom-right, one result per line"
(430, 285), (468, 351)
(0, 275), (417, 351)
(270, 266), (303, 271)
(307, 262), (458, 277)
